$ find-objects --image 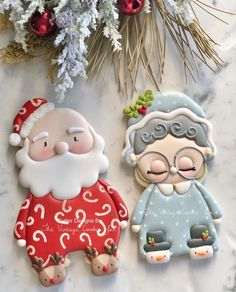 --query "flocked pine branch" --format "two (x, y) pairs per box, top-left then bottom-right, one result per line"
(98, 0), (122, 52)
(0, 1), (25, 46)
(165, 0), (194, 24)
(53, 0), (99, 101)
(15, 0), (46, 50)
(0, 0), (230, 101)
